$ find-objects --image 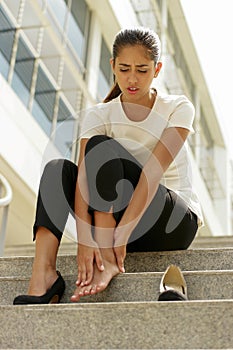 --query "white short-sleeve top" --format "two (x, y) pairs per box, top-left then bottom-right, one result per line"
(80, 92), (203, 226)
